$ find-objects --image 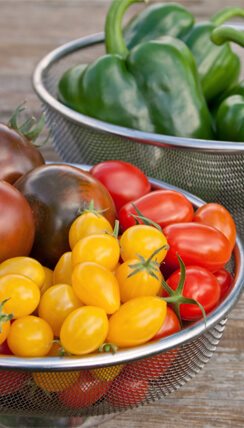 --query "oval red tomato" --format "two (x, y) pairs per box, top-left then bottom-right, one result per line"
(214, 269), (234, 301)
(58, 371), (110, 408)
(119, 190), (194, 231)
(193, 203), (236, 251)
(91, 160), (151, 212)
(152, 307), (181, 341)
(106, 375), (148, 407)
(163, 222), (232, 273)
(124, 349), (178, 381)
(0, 370), (29, 396)
(15, 164), (116, 268)
(0, 180), (35, 263)
(166, 265), (221, 321)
